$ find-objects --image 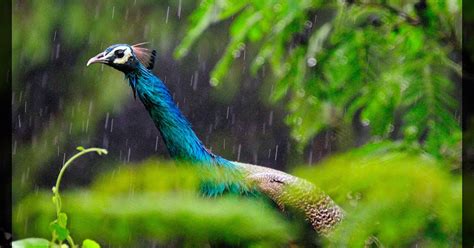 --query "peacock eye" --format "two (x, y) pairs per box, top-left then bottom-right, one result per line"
(115, 49), (125, 58)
